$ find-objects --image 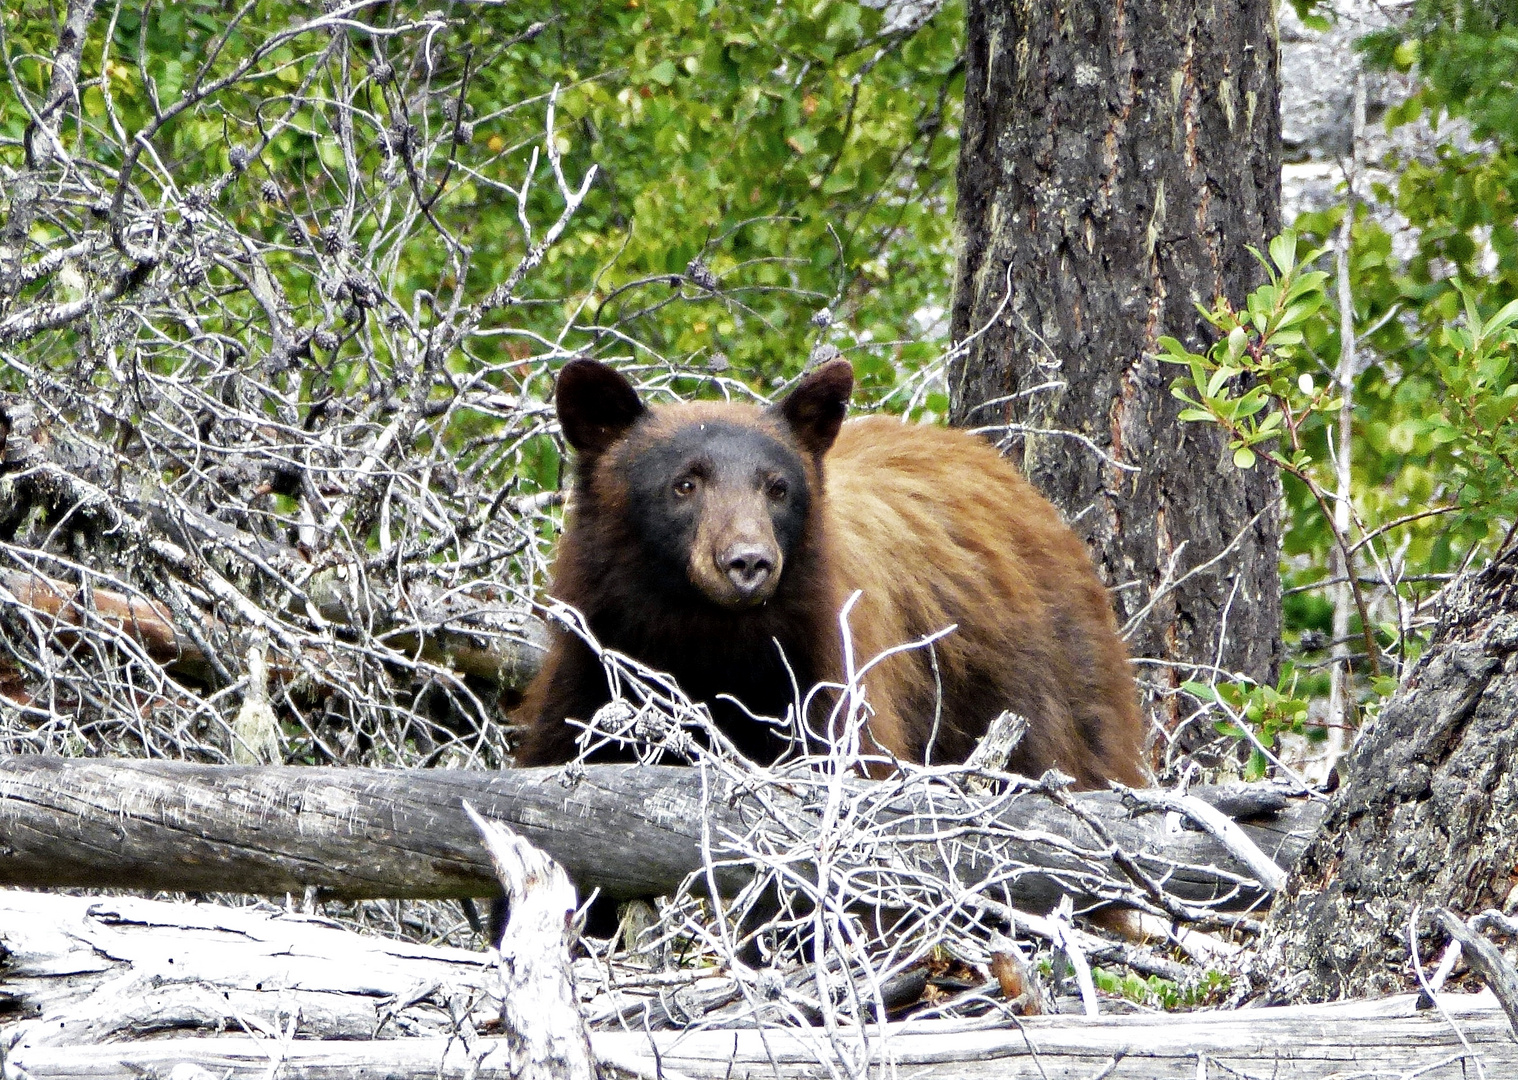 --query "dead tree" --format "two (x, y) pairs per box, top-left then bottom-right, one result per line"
(1260, 530), (1518, 1001)
(0, 1), (593, 770)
